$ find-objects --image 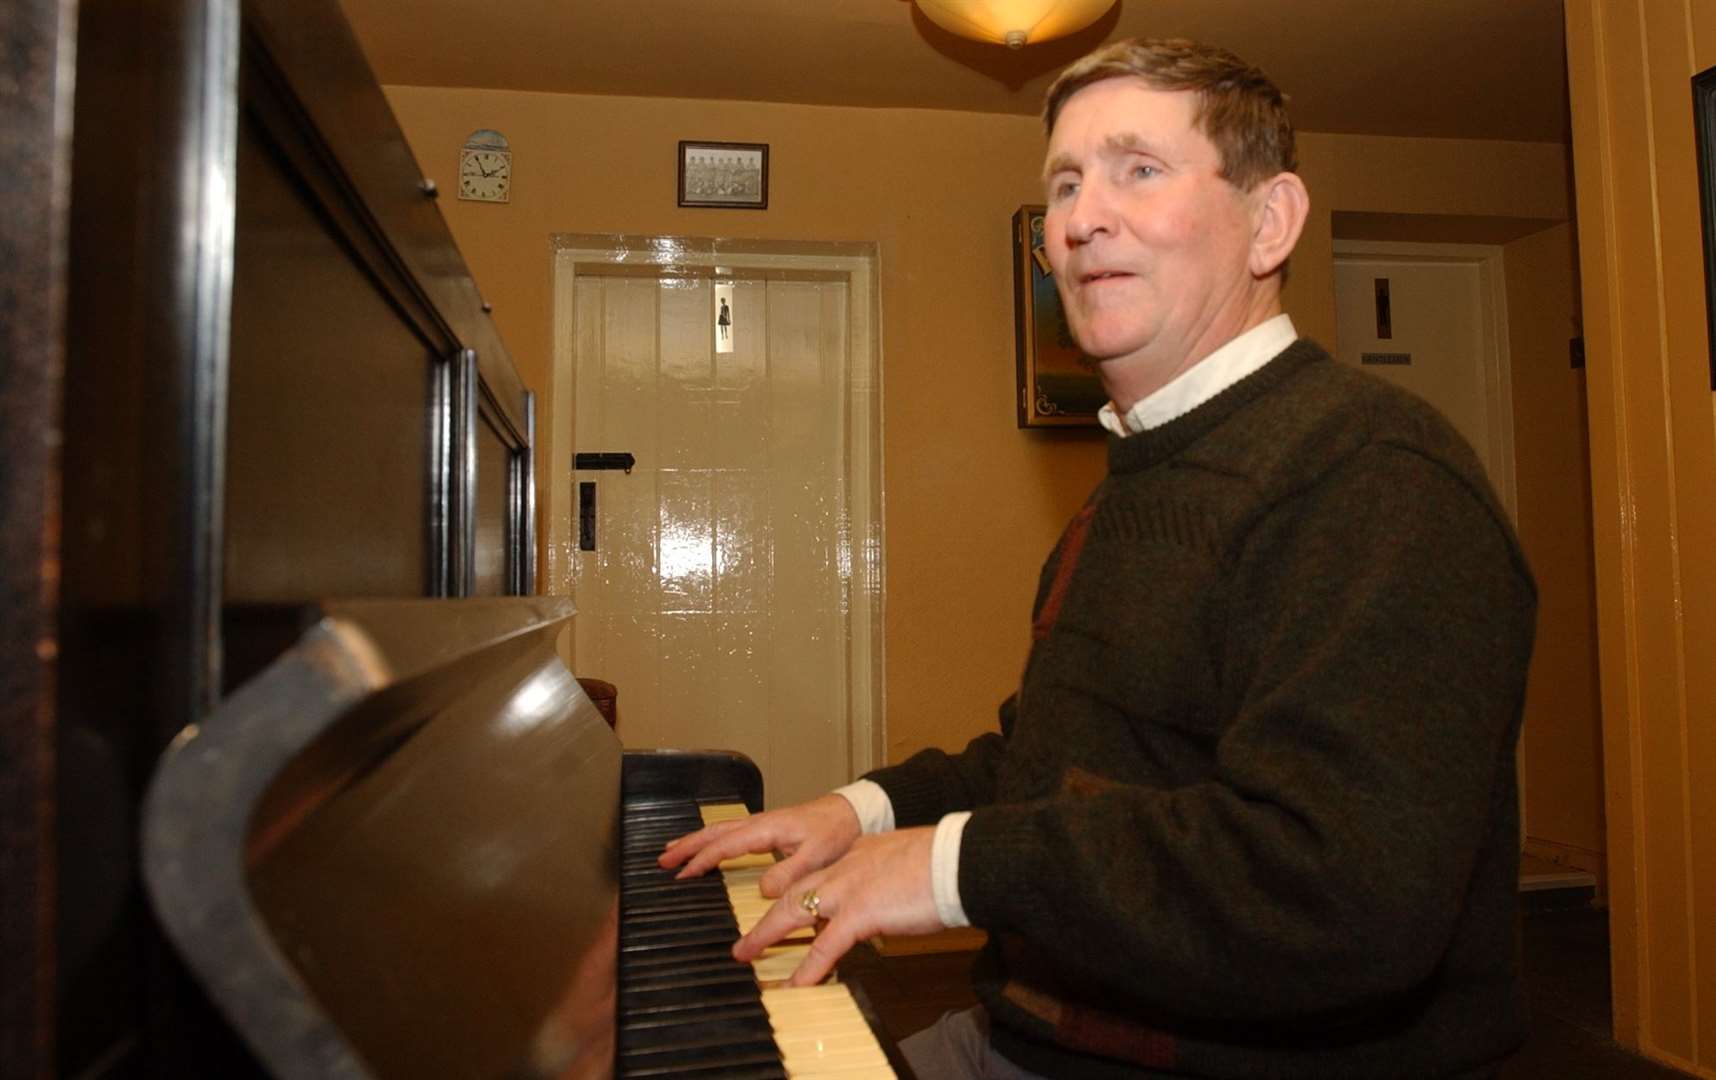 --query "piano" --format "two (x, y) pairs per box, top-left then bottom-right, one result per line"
(141, 598), (910, 1078)
(33, 0), (909, 1074)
